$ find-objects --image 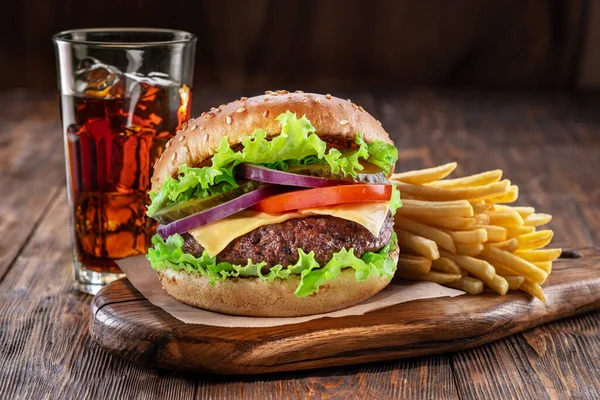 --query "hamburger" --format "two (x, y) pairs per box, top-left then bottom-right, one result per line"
(146, 91), (401, 317)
